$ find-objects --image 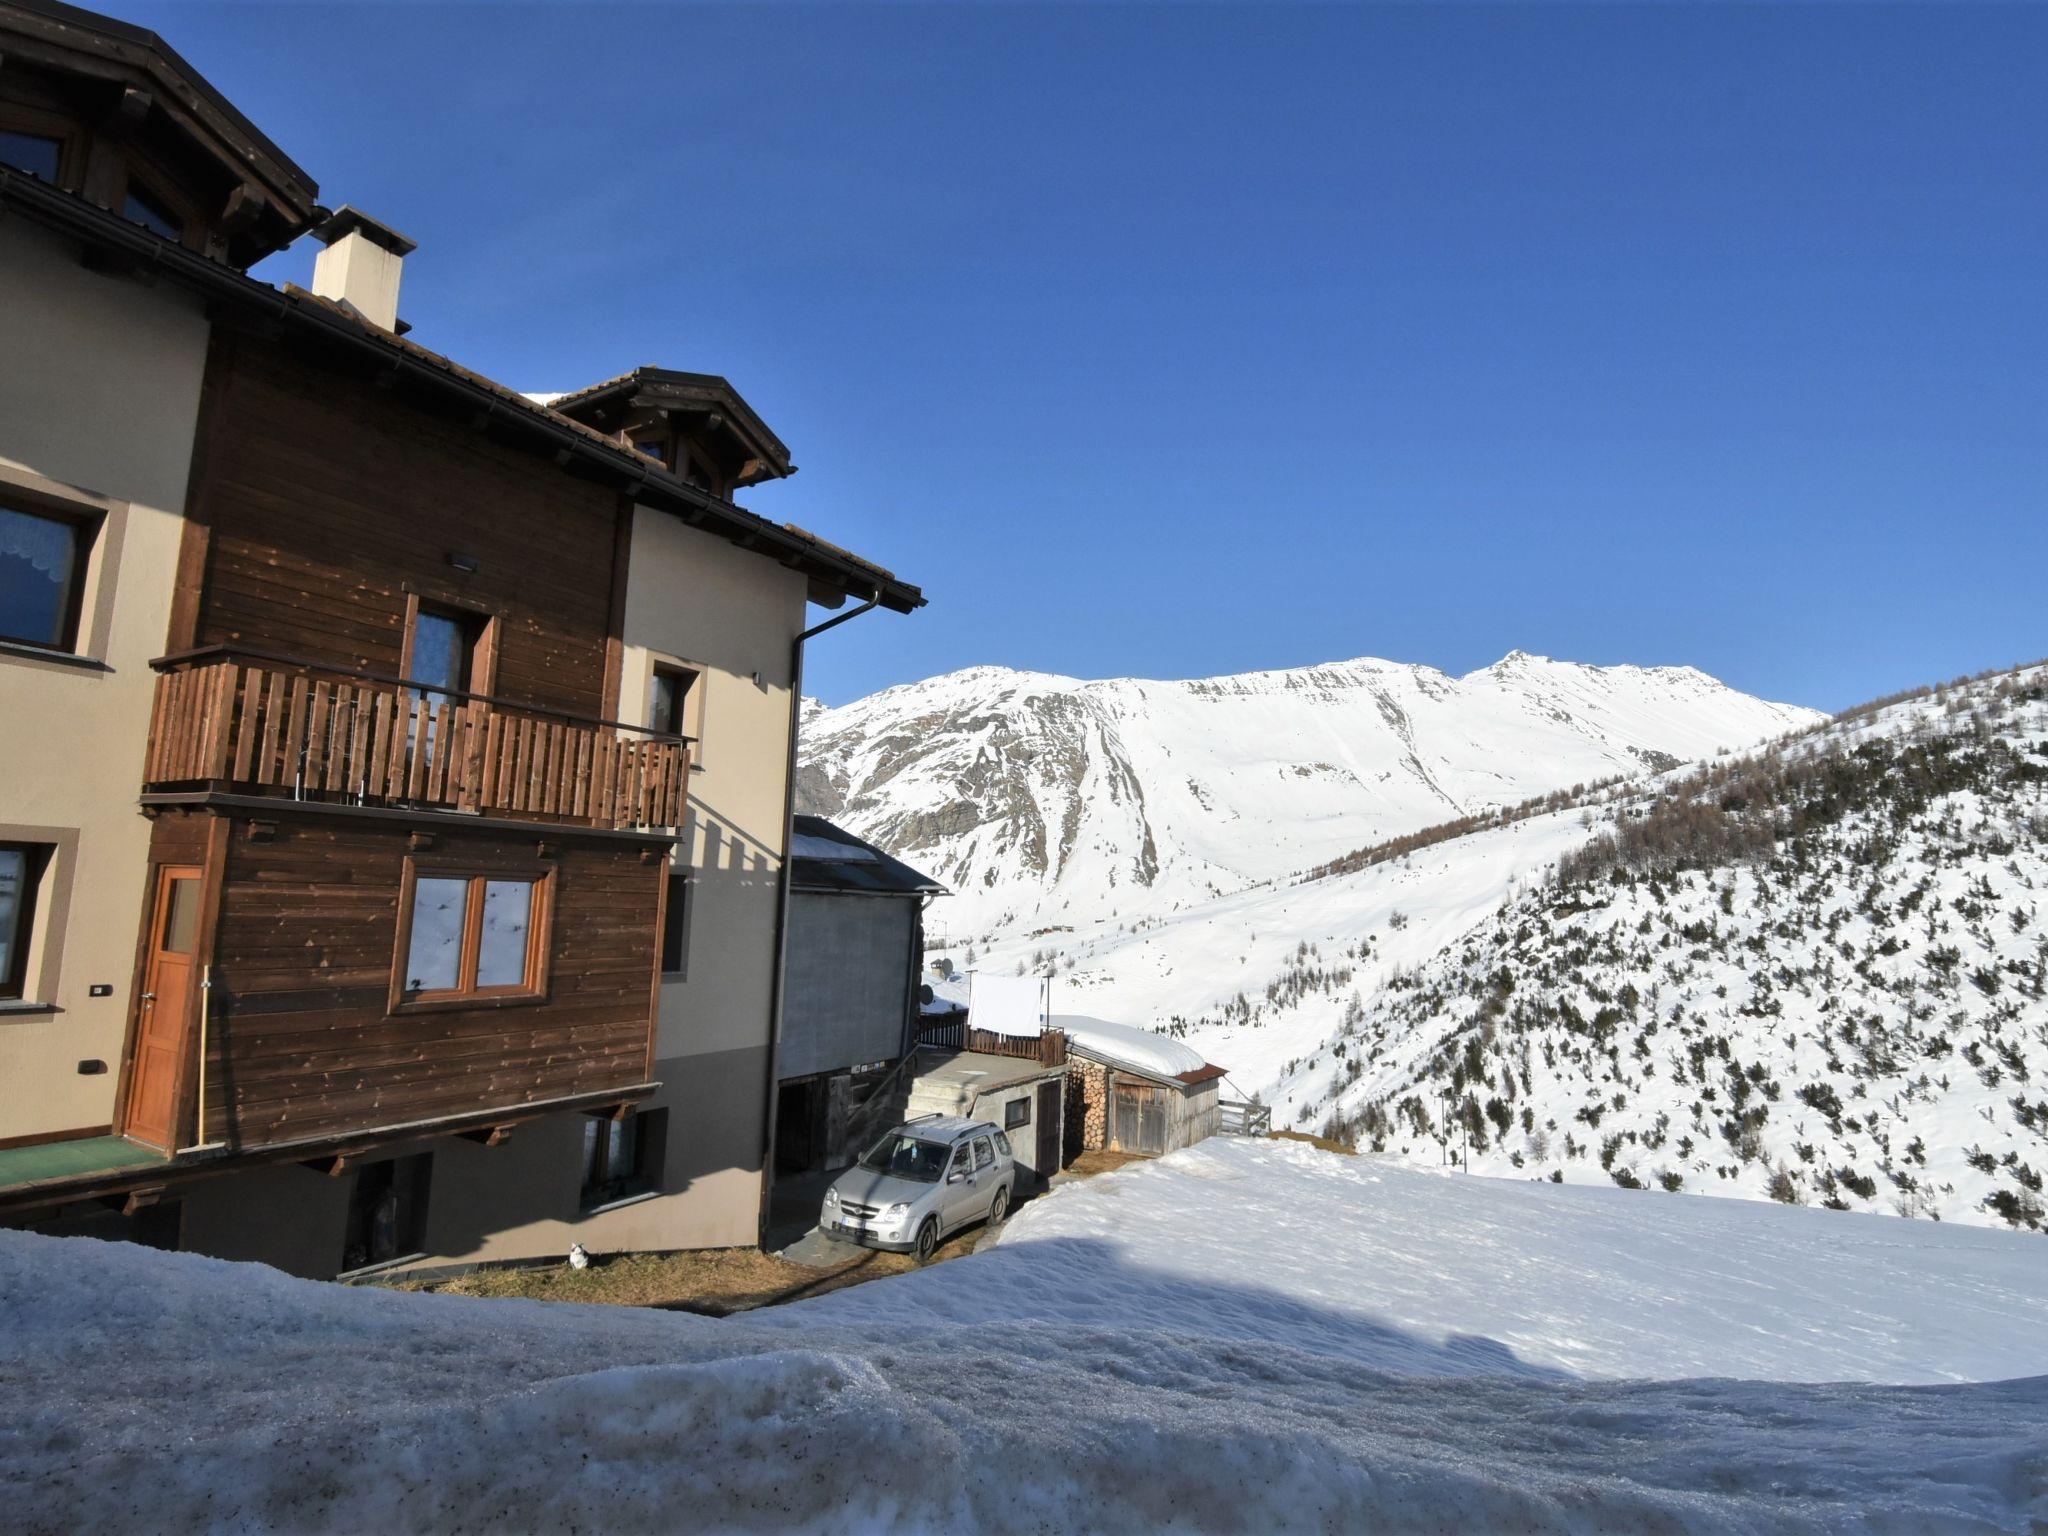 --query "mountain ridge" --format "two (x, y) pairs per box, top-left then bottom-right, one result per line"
(797, 649), (1824, 943)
